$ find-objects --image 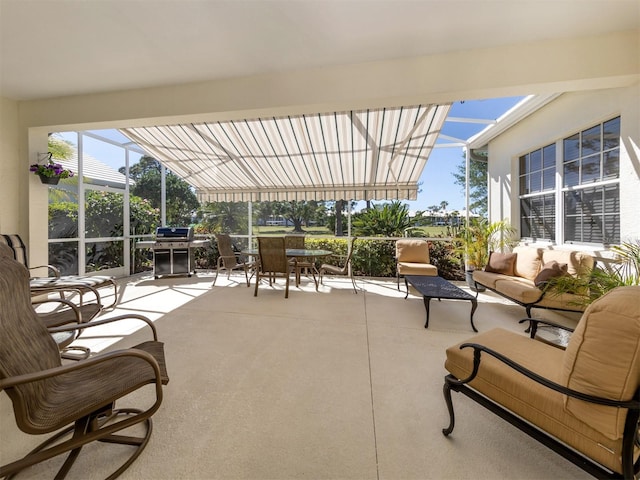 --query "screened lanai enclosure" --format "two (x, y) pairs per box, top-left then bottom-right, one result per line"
(46, 104), (453, 278)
